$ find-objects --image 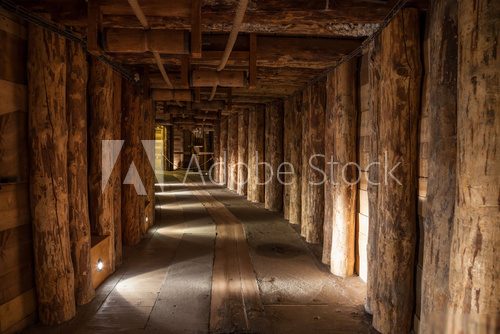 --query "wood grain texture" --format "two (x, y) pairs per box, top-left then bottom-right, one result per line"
(121, 79), (144, 246)
(447, 0), (499, 332)
(212, 120), (220, 183)
(324, 60), (358, 277)
(247, 105), (265, 203)
(264, 100), (284, 212)
(89, 58), (116, 270)
(237, 110), (248, 196)
(112, 72), (123, 266)
(419, 0), (458, 331)
(371, 9), (421, 334)
(27, 23), (76, 324)
(288, 94), (303, 226)
(218, 117), (228, 185)
(66, 40), (95, 306)
(227, 113), (238, 192)
(301, 80), (325, 244)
